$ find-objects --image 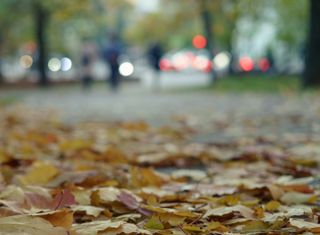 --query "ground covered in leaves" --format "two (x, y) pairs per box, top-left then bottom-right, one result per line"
(1, 105), (320, 235)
